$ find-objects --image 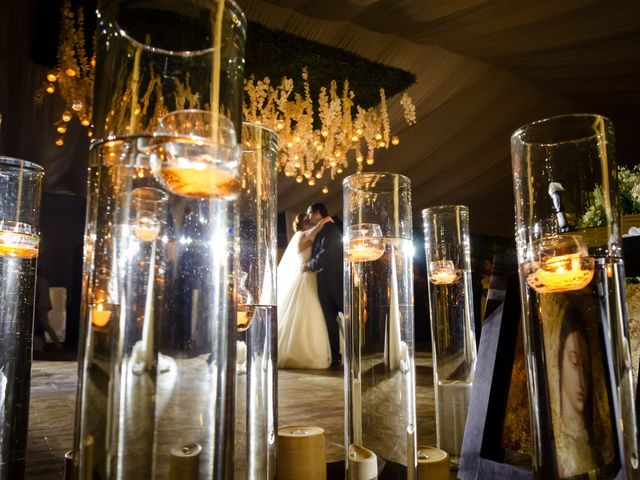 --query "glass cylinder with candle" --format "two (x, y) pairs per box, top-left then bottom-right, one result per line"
(0, 157), (43, 480)
(343, 172), (417, 479)
(234, 123), (278, 479)
(511, 114), (639, 479)
(73, 1), (246, 478)
(422, 205), (476, 464)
